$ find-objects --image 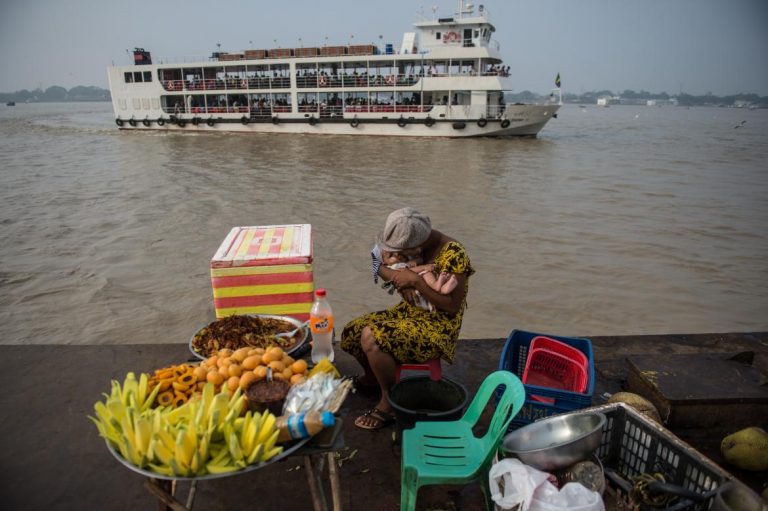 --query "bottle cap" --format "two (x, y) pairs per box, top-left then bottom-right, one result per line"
(315, 288), (327, 297)
(320, 411), (335, 428)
